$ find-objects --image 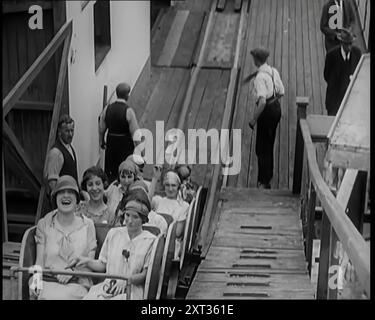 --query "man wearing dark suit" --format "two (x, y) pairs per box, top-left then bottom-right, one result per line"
(320, 0), (355, 52)
(324, 29), (361, 116)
